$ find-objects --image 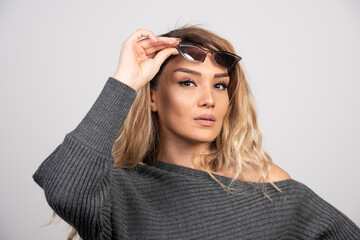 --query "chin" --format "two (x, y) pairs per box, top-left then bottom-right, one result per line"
(190, 128), (220, 142)
(186, 133), (218, 144)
